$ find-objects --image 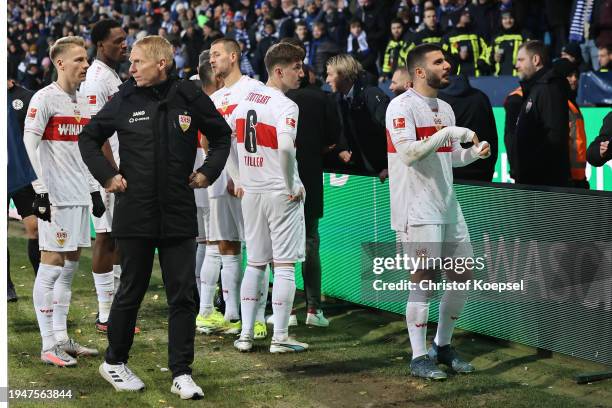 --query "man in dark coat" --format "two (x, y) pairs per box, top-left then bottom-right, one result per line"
(586, 111), (612, 167)
(79, 36), (231, 399)
(286, 60), (340, 327)
(513, 40), (571, 187)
